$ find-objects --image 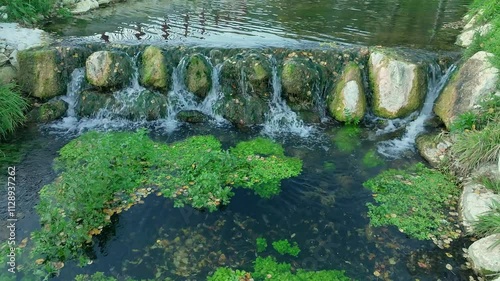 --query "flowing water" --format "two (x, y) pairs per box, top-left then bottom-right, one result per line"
(45, 0), (470, 50)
